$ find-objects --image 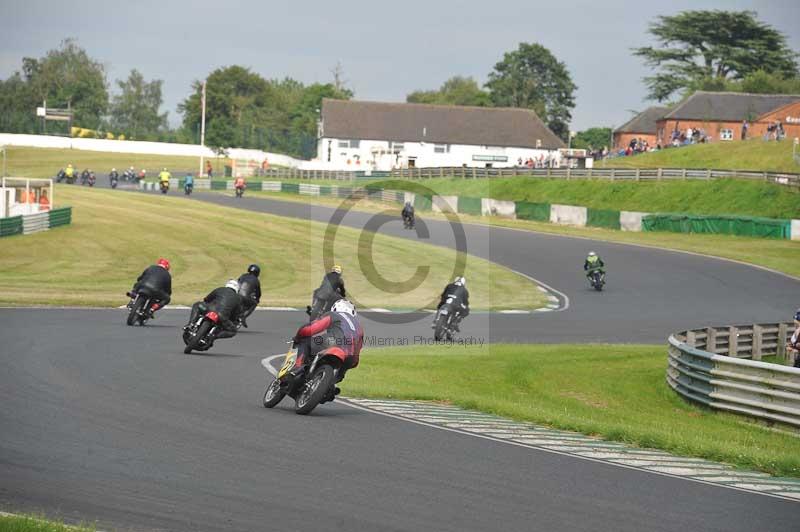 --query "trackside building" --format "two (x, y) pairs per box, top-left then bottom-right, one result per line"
(613, 106), (669, 150)
(314, 99), (565, 171)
